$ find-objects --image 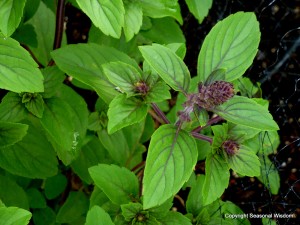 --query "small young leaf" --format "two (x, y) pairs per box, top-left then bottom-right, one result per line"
(76, 0), (125, 38)
(0, 206), (31, 225)
(44, 173), (68, 200)
(0, 34), (44, 93)
(121, 202), (143, 221)
(56, 191), (89, 224)
(107, 94), (148, 134)
(89, 164), (139, 205)
(26, 188), (46, 209)
(143, 124), (198, 209)
(139, 44), (190, 93)
(202, 154), (230, 206)
(0, 121), (28, 149)
(214, 96), (279, 131)
(185, 0), (212, 24)
(145, 81), (171, 103)
(123, 0), (143, 41)
(197, 12), (260, 83)
(102, 62), (142, 96)
(0, 0), (26, 36)
(226, 145), (261, 177)
(41, 66), (65, 99)
(24, 94), (44, 118)
(86, 205), (114, 225)
(32, 207), (56, 225)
